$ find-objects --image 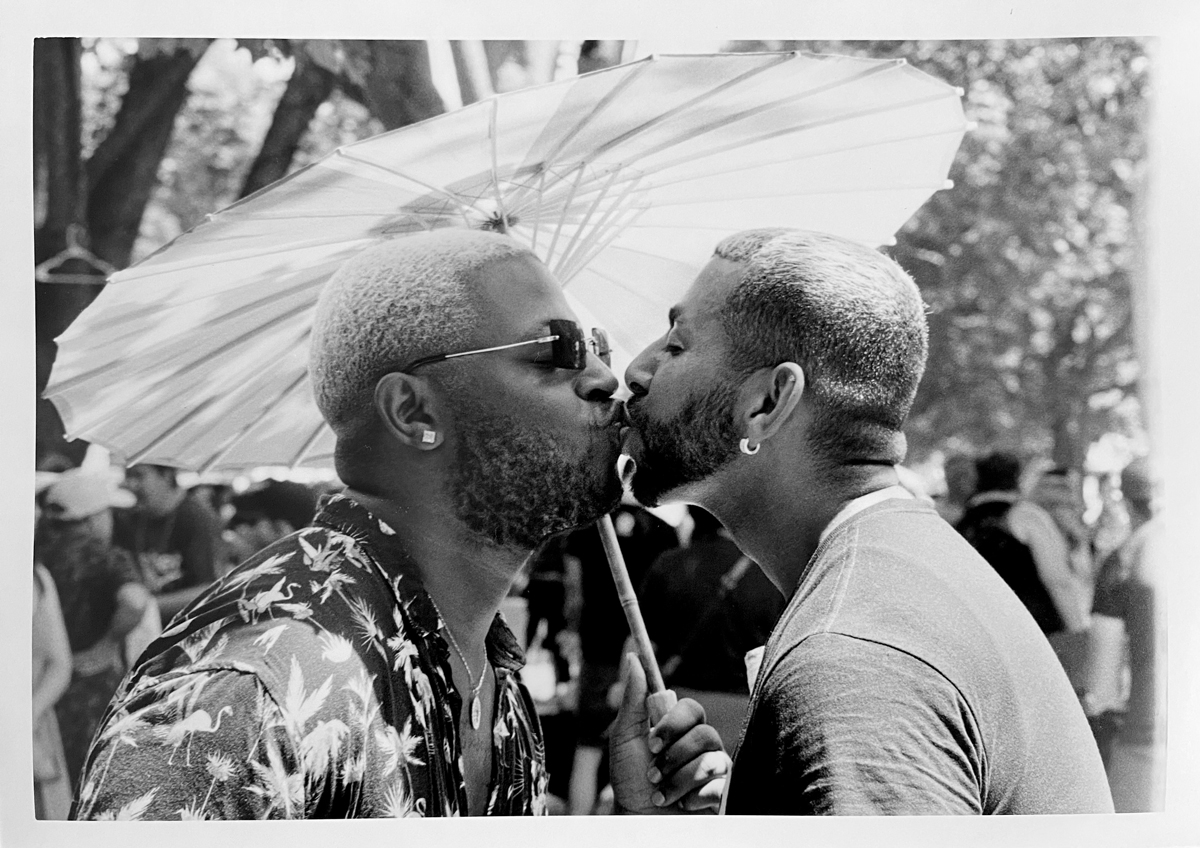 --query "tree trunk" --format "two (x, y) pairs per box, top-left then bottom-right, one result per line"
(36, 41), (208, 466)
(239, 52), (336, 199)
(450, 40), (494, 105)
(86, 46), (208, 270)
(359, 41), (446, 131)
(34, 38), (91, 466)
(577, 41), (626, 75)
